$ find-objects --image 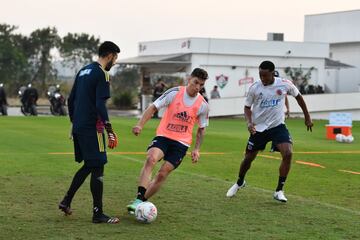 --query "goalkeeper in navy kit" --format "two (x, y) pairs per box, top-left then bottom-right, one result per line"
(58, 41), (120, 224)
